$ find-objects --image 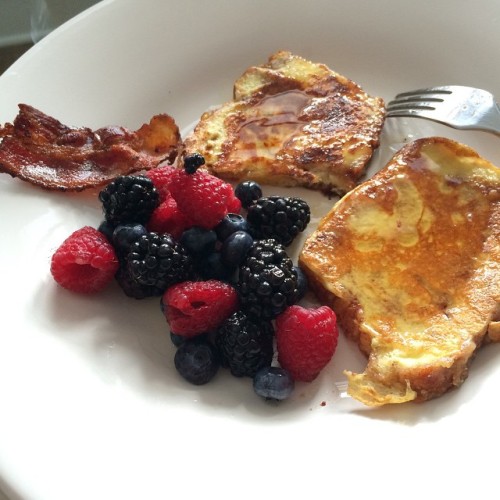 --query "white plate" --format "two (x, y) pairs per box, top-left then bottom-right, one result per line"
(1, 1), (499, 499)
